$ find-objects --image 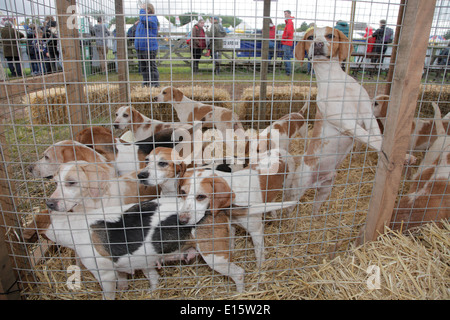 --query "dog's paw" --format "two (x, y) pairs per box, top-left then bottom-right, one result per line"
(404, 154), (417, 166)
